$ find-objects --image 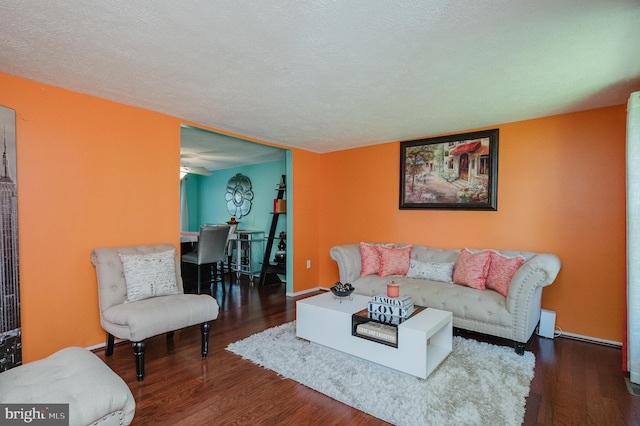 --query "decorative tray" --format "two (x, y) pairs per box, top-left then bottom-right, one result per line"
(330, 282), (355, 298)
